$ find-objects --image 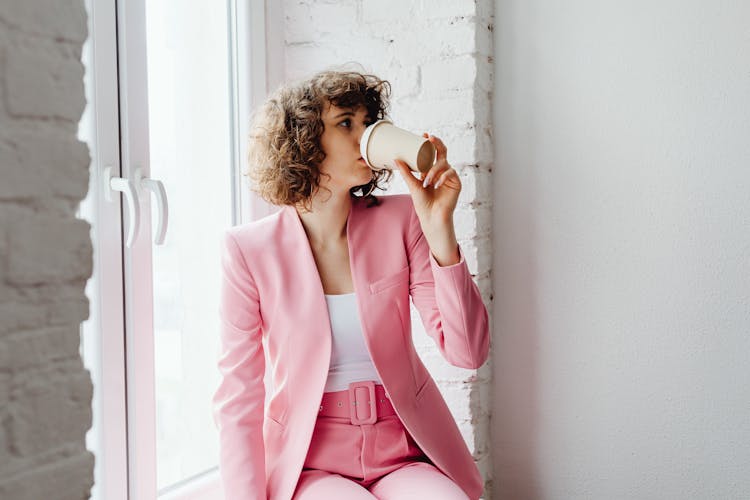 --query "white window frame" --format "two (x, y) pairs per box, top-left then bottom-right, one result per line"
(82, 0), (276, 498)
(81, 0), (128, 497)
